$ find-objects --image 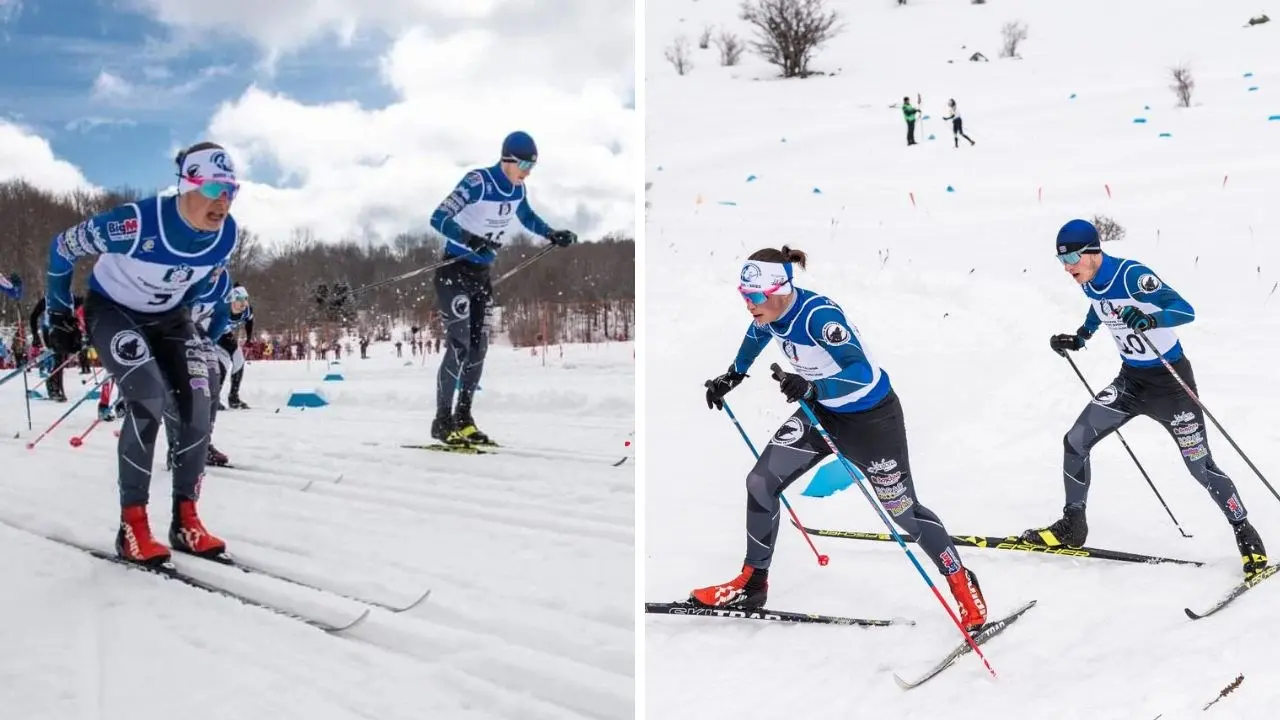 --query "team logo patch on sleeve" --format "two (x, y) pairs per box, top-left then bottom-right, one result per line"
(821, 321), (851, 345)
(1137, 273), (1162, 293)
